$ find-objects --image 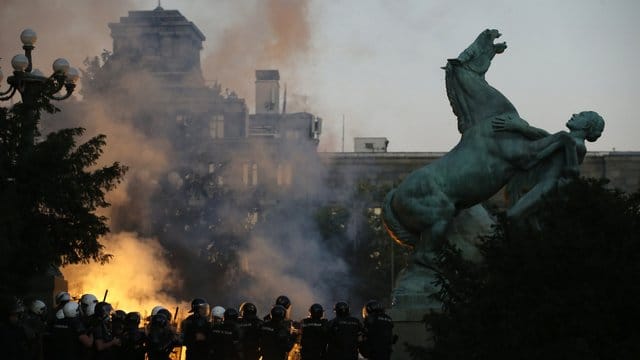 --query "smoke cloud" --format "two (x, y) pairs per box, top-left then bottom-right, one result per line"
(62, 232), (187, 316)
(0, 0), (135, 78)
(201, 0), (312, 113)
(4, 0), (365, 318)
